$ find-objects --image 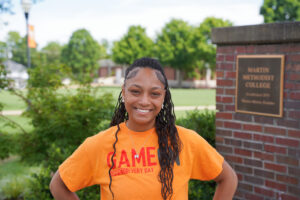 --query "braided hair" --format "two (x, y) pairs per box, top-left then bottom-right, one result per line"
(109, 57), (182, 200)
